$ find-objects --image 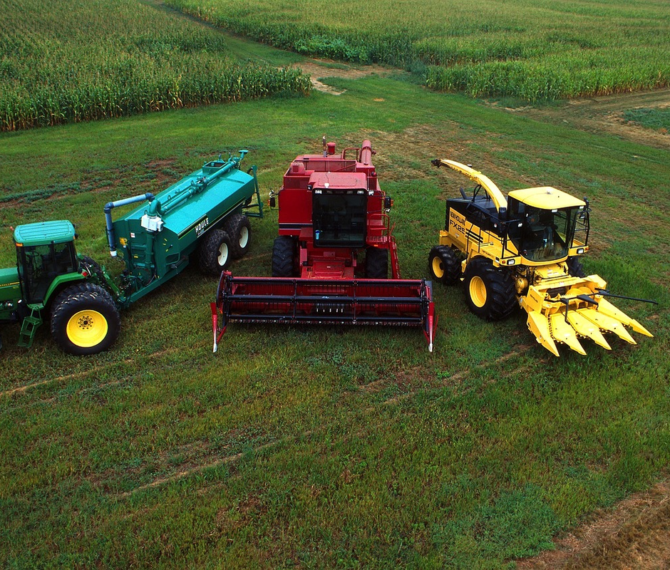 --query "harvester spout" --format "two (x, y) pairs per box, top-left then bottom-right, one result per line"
(104, 193), (154, 256)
